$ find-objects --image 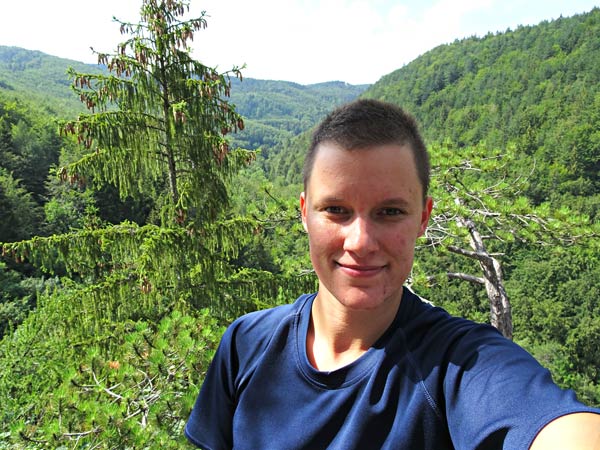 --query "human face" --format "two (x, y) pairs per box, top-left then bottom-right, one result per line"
(300, 142), (432, 312)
